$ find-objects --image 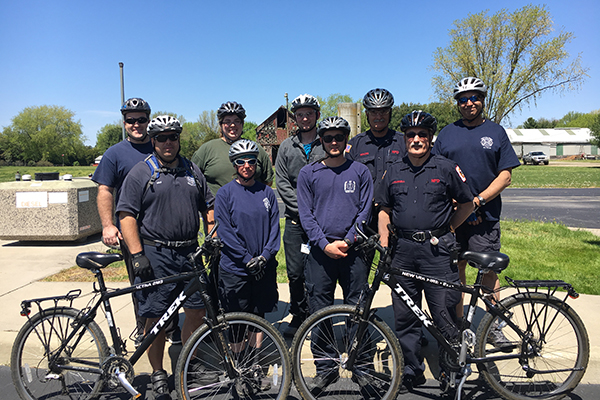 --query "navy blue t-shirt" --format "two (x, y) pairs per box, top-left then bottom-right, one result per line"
(297, 159), (373, 250)
(376, 155), (473, 231)
(116, 156), (214, 242)
(432, 120), (520, 221)
(215, 180), (280, 276)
